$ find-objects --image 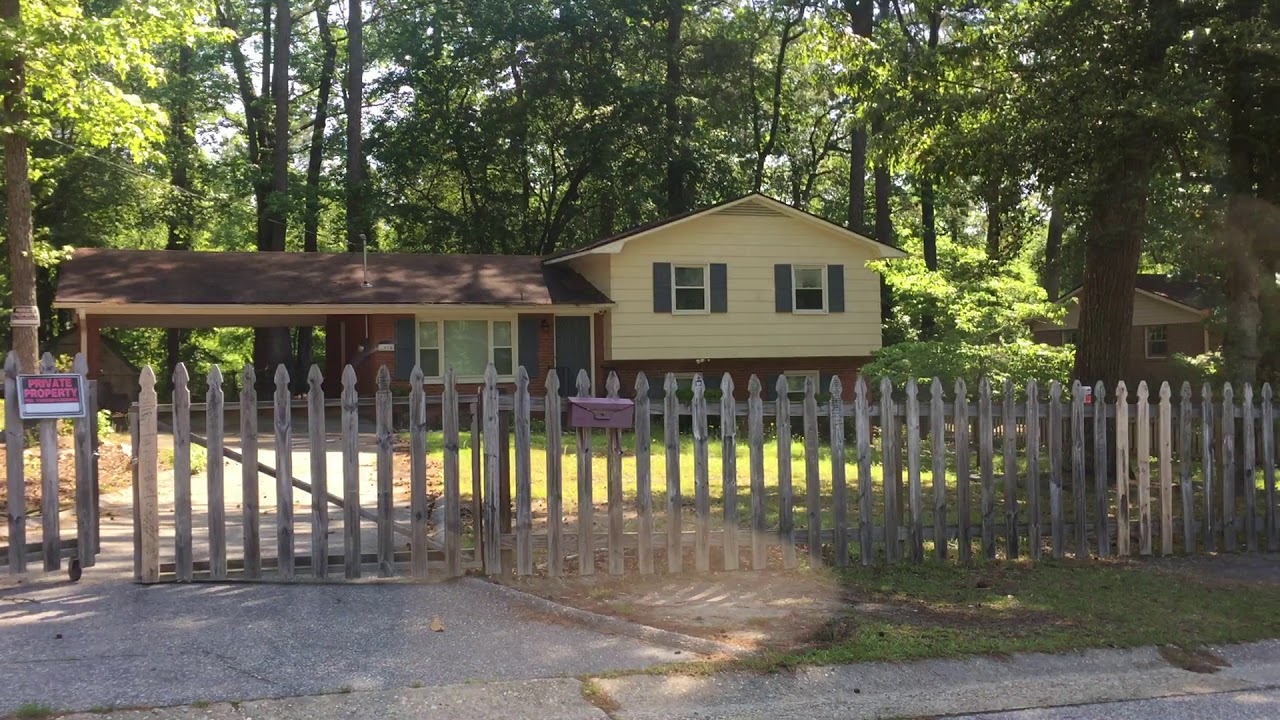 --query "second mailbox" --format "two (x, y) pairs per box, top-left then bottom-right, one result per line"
(567, 397), (635, 429)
